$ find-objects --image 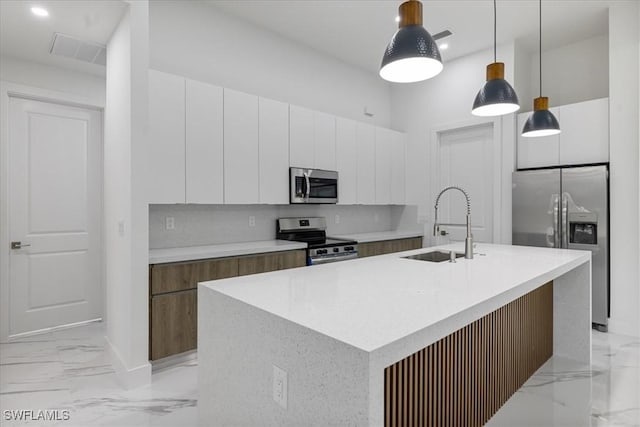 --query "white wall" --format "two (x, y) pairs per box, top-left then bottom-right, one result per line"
(149, 205), (418, 249)
(526, 34), (609, 111)
(390, 44), (516, 246)
(0, 56), (105, 107)
(608, 1), (639, 337)
(149, 1), (391, 127)
(104, 0), (151, 388)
